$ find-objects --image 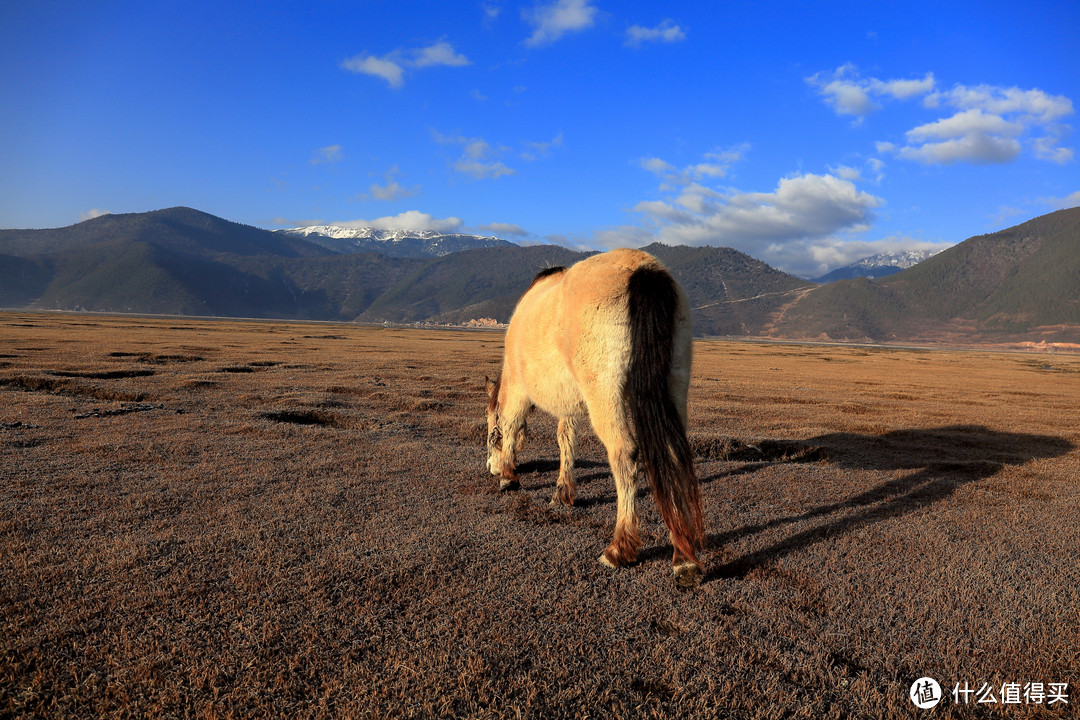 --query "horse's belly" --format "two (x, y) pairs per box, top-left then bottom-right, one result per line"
(521, 355), (583, 417)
